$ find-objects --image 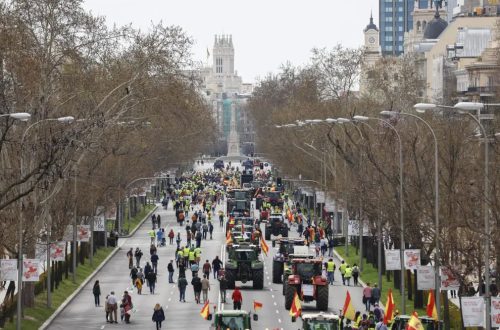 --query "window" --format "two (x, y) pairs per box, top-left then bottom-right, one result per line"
(417, 21), (421, 32)
(385, 16), (393, 22)
(216, 58), (223, 74)
(385, 36), (393, 41)
(385, 6), (393, 12)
